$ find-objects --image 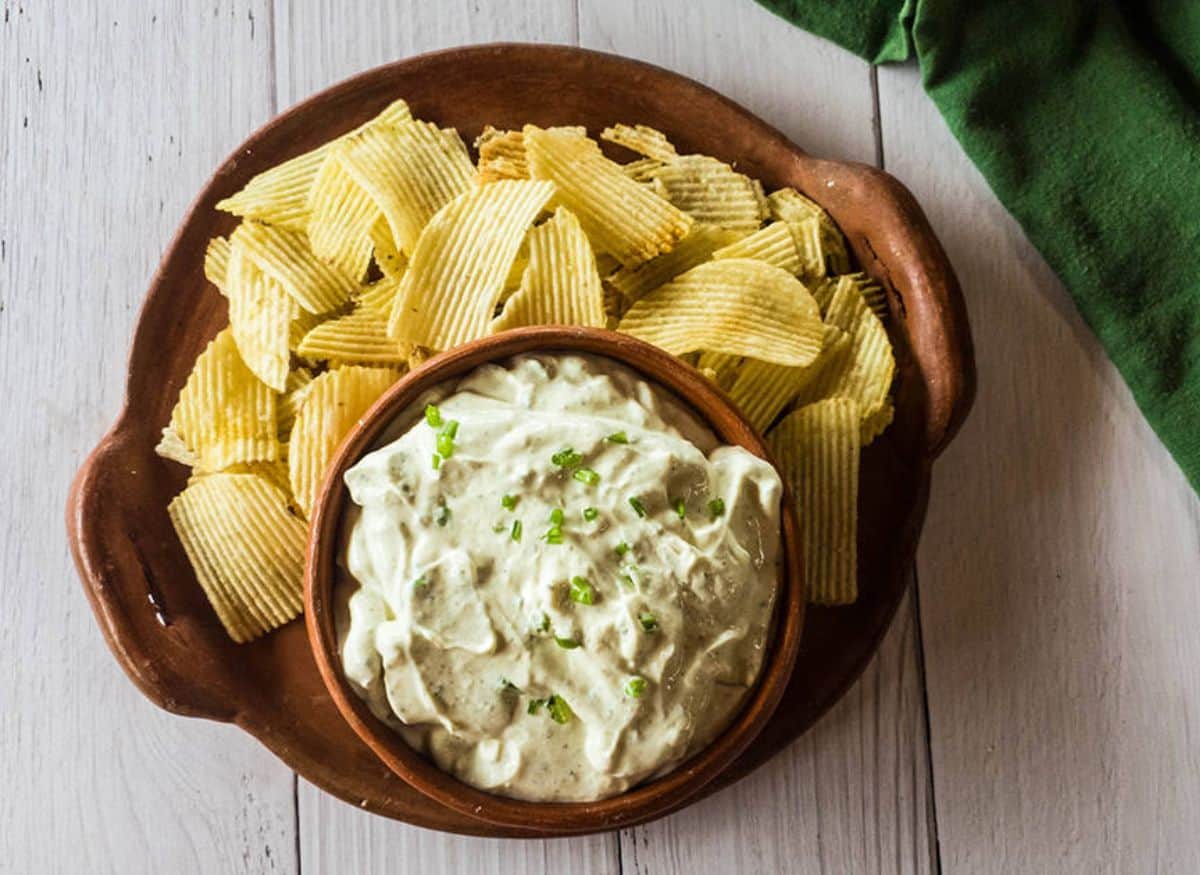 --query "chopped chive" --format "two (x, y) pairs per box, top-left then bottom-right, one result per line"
(569, 576), (596, 606)
(673, 497), (686, 519)
(435, 502), (451, 527)
(441, 420), (459, 439)
(501, 494), (518, 511)
(536, 612), (550, 633)
(511, 519), (523, 542)
(436, 433), (455, 458)
(624, 676), (647, 698)
(546, 694), (574, 724)
(605, 431), (629, 444)
(431, 453), (442, 470)
(492, 522), (506, 533)
(412, 575), (427, 590)
(551, 447), (583, 469)
(629, 496), (647, 518)
(708, 497), (726, 518)
(550, 507), (565, 526)
(615, 541), (630, 557)
(573, 467), (601, 487)
(583, 506), (599, 522)
(424, 404), (442, 428)
(527, 698), (545, 715)
(555, 636), (580, 650)
(638, 611), (658, 632)
(543, 527), (563, 545)
(619, 573), (636, 590)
